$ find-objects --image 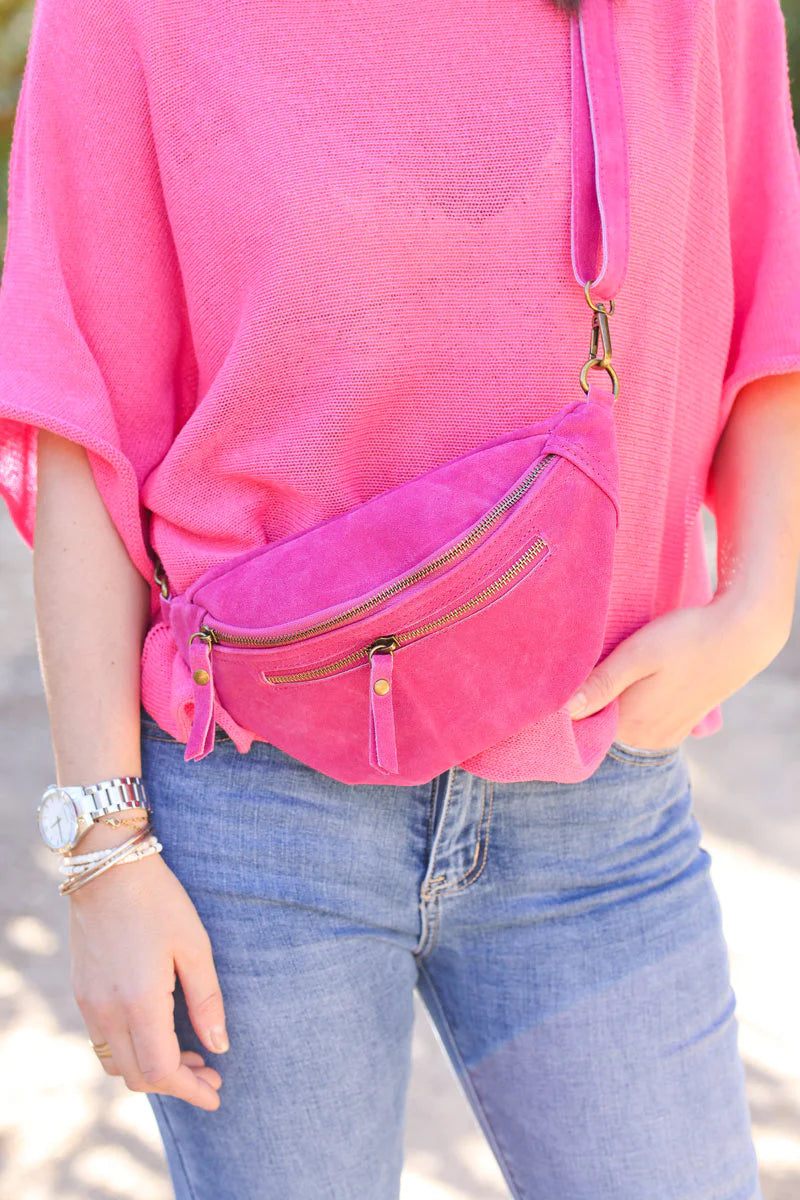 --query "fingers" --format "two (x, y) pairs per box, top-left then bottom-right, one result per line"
(79, 997), (223, 1110)
(175, 934), (229, 1057)
(566, 635), (656, 720)
(124, 990), (223, 1109)
(125, 987), (181, 1083)
(178, 1049), (222, 1089)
